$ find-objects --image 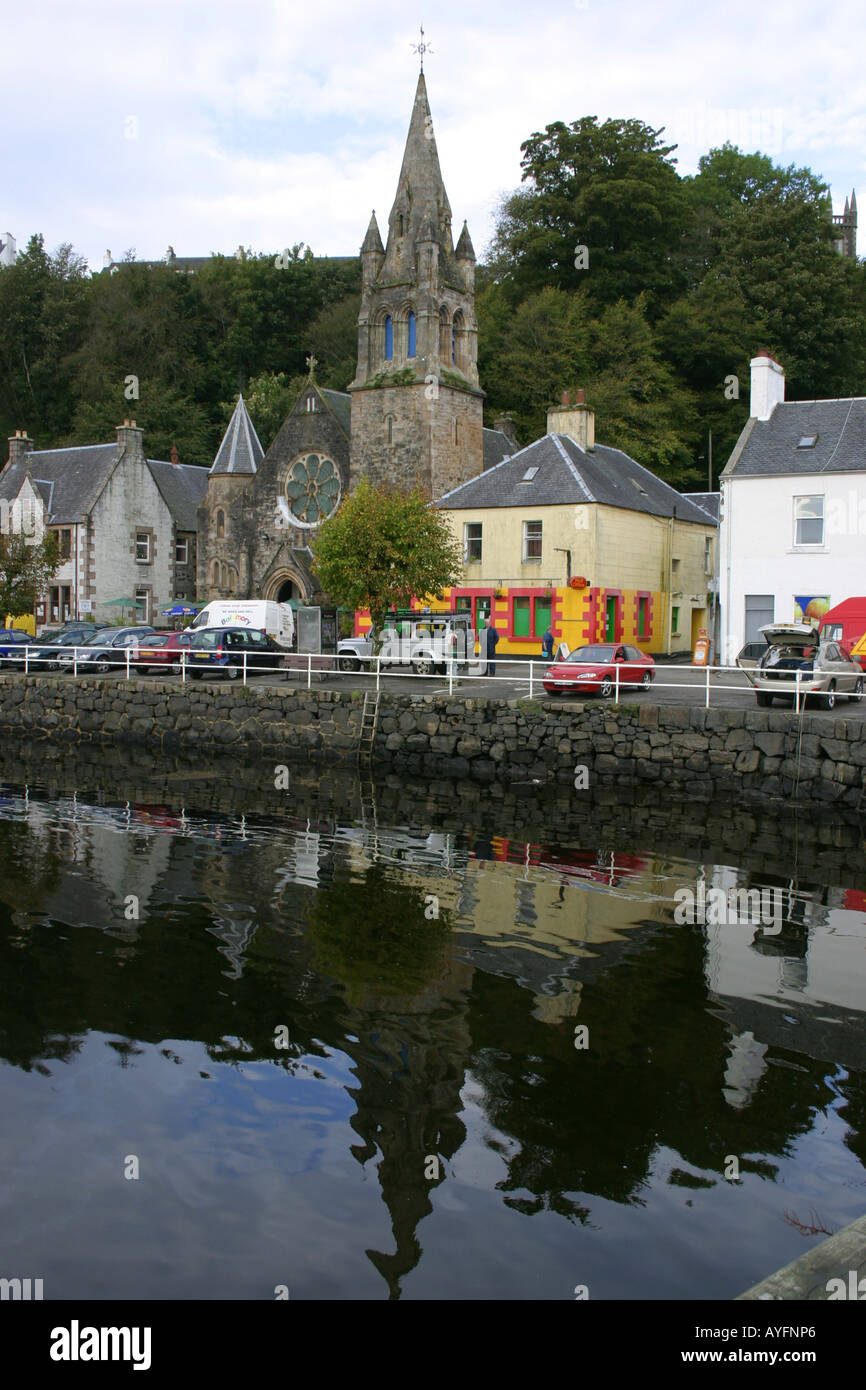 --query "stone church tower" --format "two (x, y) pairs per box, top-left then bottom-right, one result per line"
(349, 72), (484, 498)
